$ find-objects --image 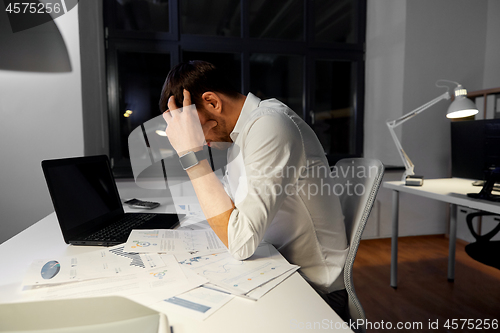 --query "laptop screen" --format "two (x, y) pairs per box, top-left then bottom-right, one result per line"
(42, 156), (123, 236)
